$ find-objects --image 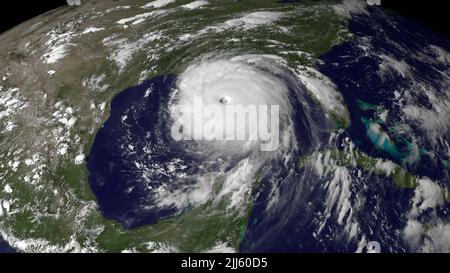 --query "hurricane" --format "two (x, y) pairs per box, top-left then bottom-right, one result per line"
(87, 54), (329, 230)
